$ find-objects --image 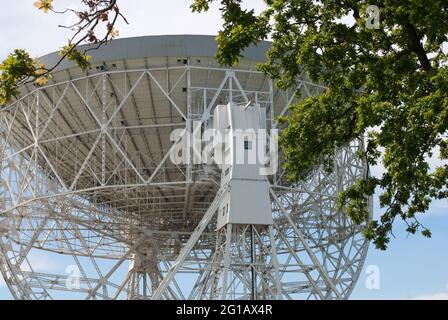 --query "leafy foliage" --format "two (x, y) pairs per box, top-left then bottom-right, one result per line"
(192, 0), (270, 66)
(0, 50), (50, 105)
(60, 42), (92, 71)
(192, 0), (448, 249)
(33, 0), (53, 13)
(0, 0), (127, 106)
